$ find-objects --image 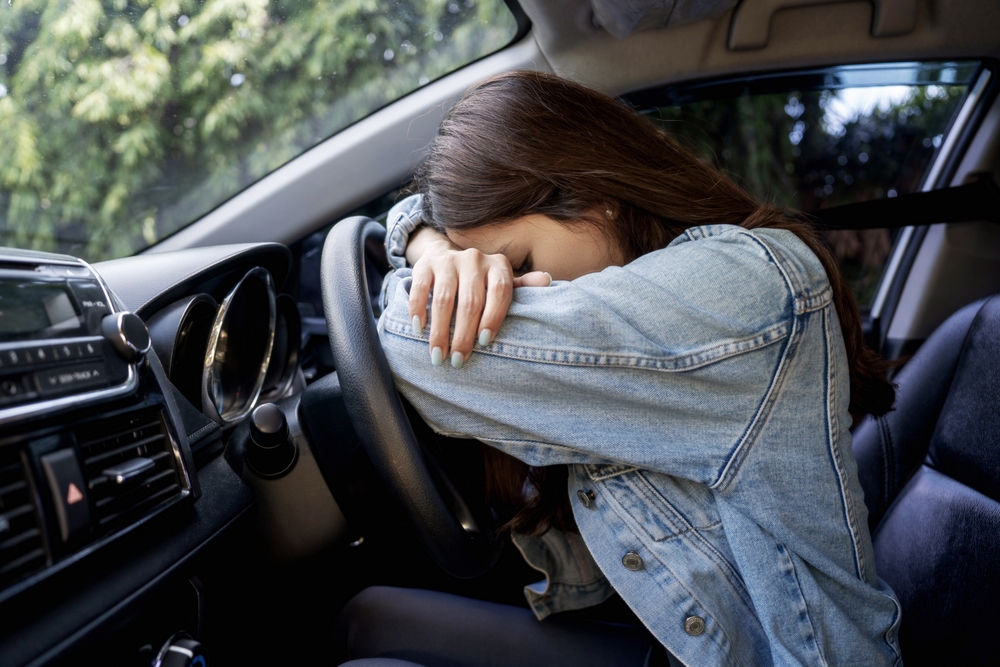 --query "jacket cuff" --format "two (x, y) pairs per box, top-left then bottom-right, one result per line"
(512, 529), (616, 620)
(385, 193), (426, 270)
